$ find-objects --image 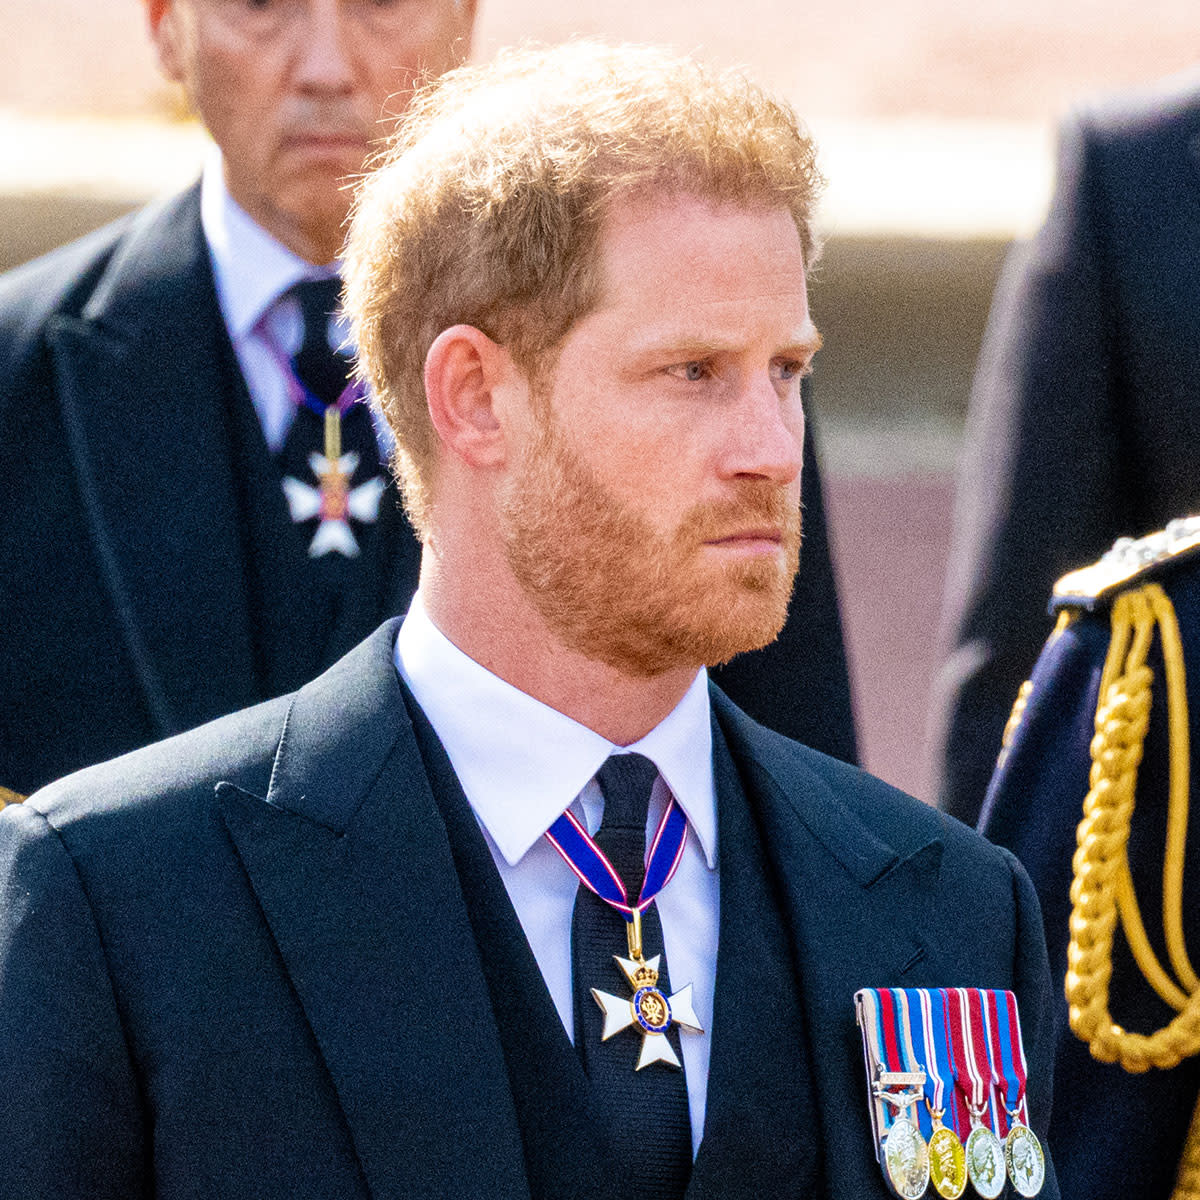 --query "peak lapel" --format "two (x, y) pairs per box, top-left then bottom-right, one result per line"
(46, 187), (256, 736)
(712, 688), (945, 1198)
(218, 624), (529, 1200)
